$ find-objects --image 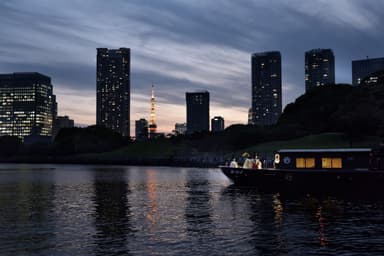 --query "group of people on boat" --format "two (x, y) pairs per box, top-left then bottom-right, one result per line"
(229, 152), (263, 169)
